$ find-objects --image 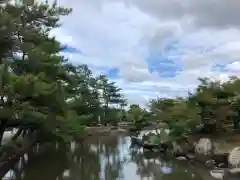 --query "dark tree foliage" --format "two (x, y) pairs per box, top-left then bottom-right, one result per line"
(0, 0), (126, 145)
